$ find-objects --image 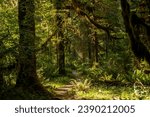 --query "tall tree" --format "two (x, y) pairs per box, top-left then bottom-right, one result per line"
(0, 42), (4, 90)
(120, 0), (150, 64)
(55, 0), (66, 75)
(16, 0), (42, 90)
(94, 32), (99, 63)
